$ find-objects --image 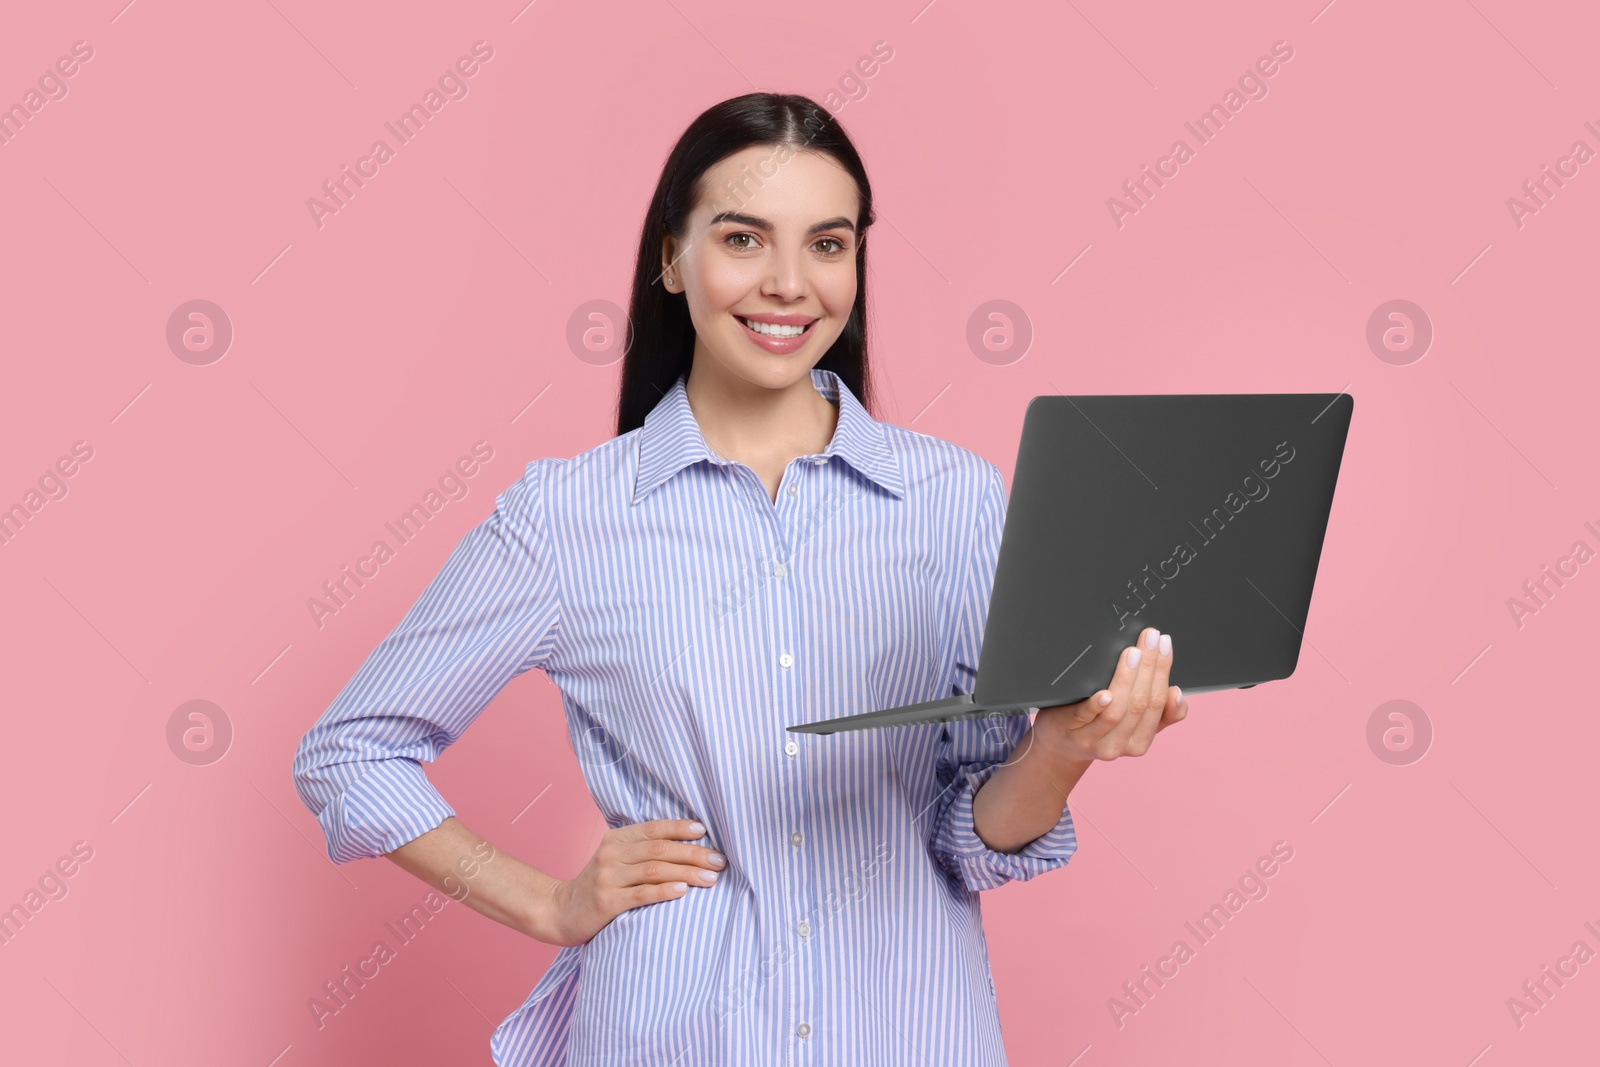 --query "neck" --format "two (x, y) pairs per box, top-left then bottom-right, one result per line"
(683, 361), (839, 466)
